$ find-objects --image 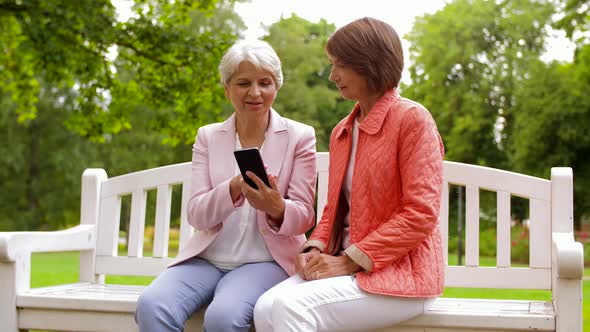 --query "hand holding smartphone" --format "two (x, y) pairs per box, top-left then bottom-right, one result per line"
(233, 147), (270, 190)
